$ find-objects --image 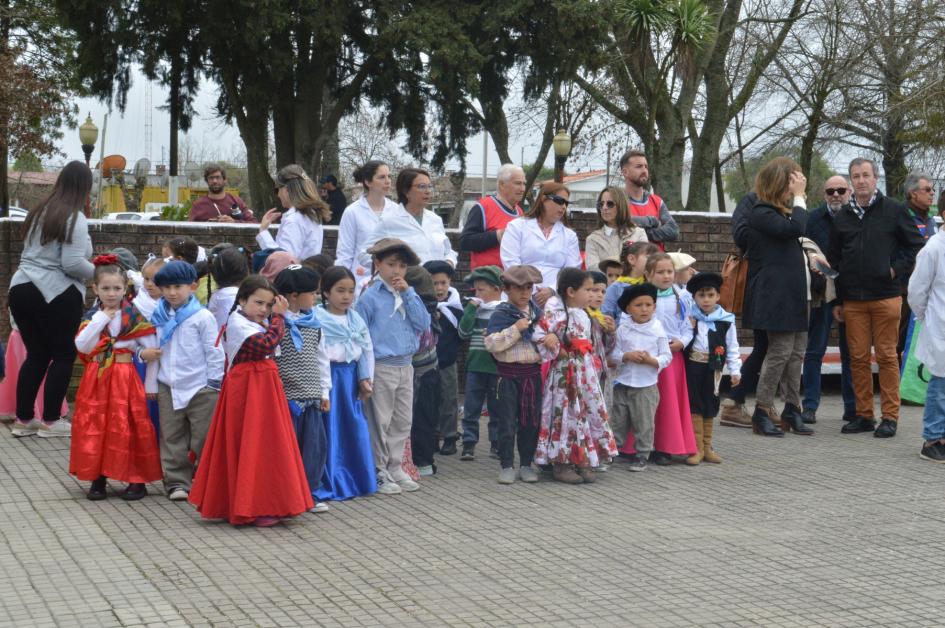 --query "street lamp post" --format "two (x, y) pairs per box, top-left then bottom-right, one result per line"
(552, 129), (571, 184)
(79, 115), (99, 217)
